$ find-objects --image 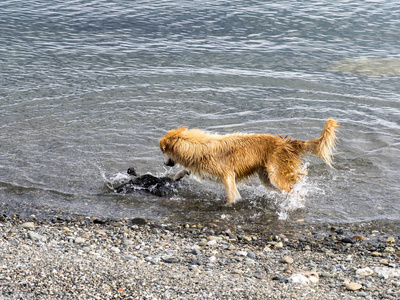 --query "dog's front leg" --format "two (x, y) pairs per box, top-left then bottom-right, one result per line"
(223, 174), (241, 204)
(173, 169), (191, 181)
